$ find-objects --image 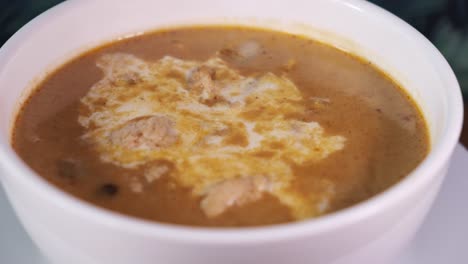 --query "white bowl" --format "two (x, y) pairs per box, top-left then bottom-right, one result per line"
(0, 0), (463, 263)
